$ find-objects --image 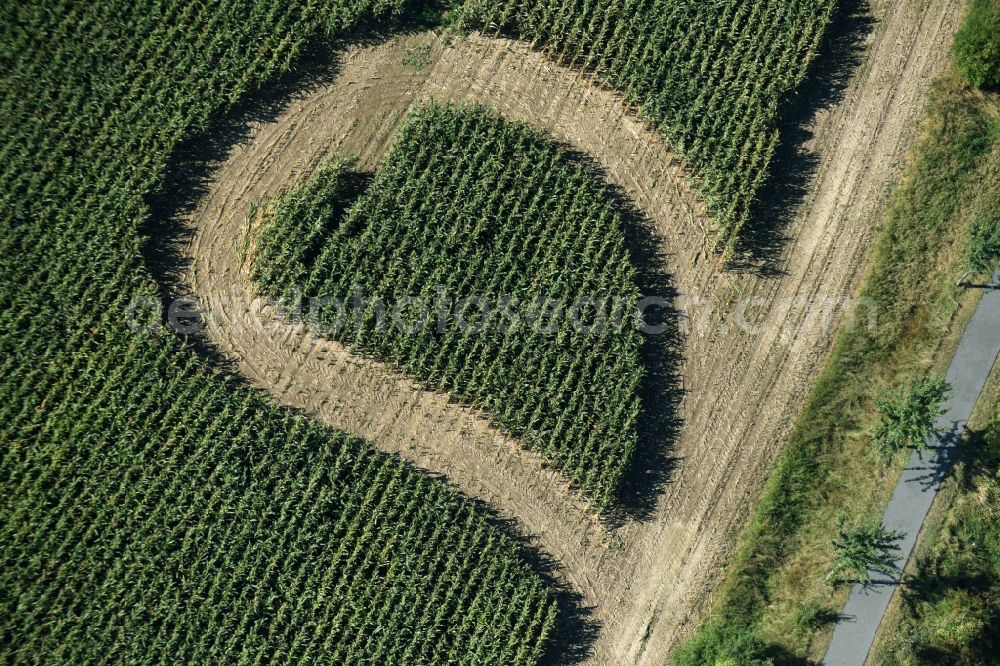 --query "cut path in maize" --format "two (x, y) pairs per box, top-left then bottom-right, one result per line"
(174, 2), (962, 660)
